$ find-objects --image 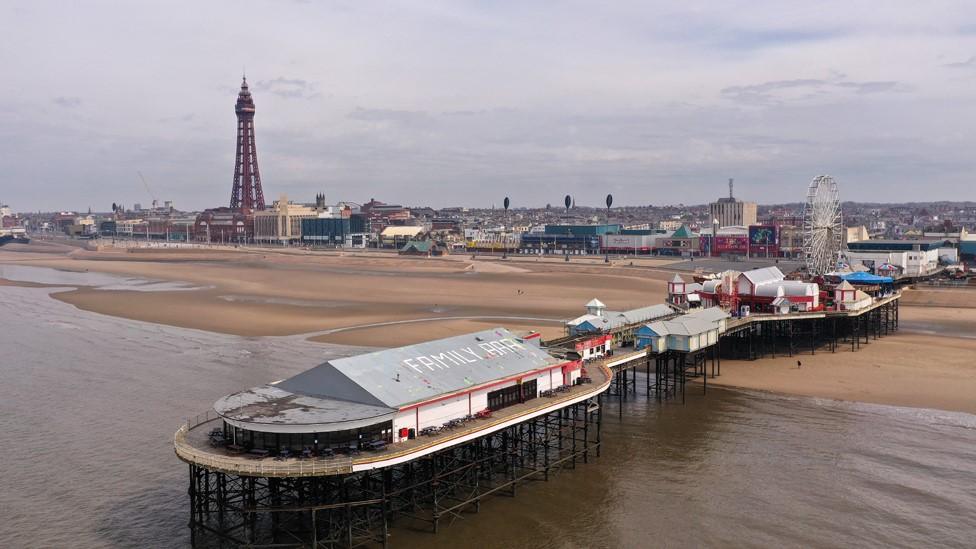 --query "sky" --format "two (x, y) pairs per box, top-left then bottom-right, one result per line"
(2, 1), (975, 211)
